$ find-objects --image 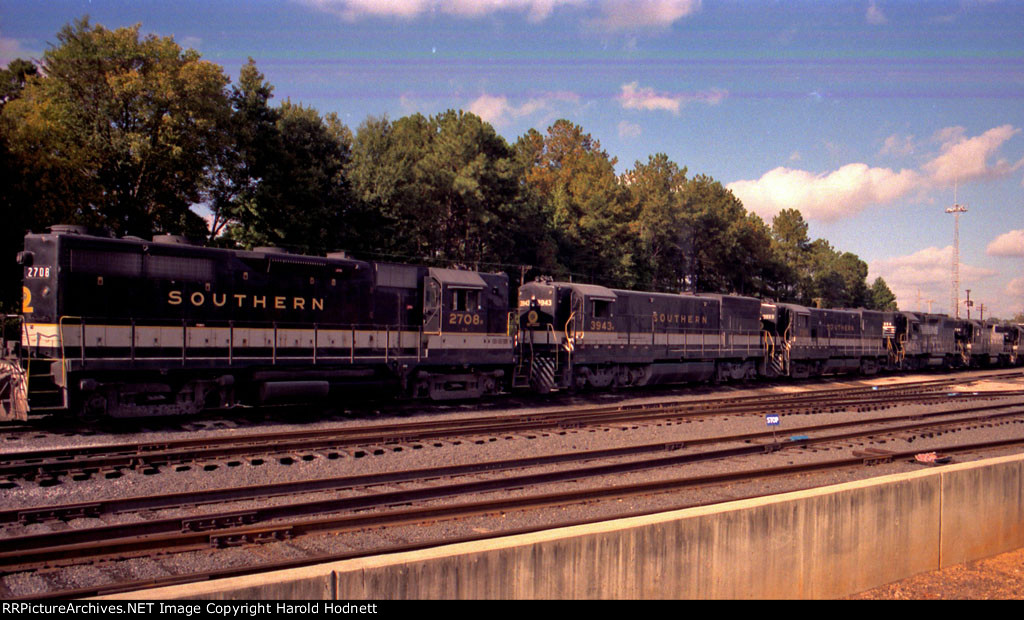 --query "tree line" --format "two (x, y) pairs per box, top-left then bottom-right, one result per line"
(0, 18), (898, 314)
